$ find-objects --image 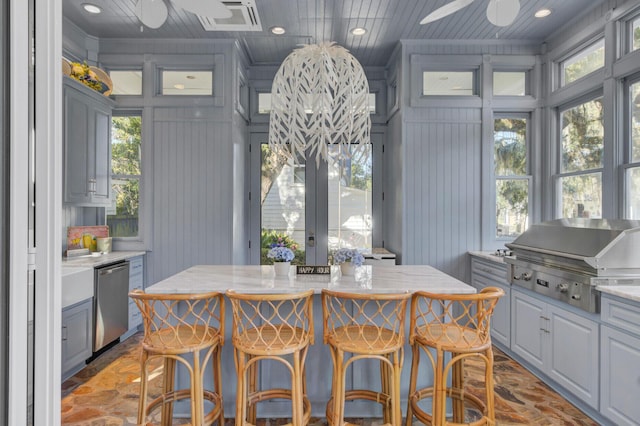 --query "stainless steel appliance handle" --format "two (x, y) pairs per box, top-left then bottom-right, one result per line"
(98, 264), (128, 276)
